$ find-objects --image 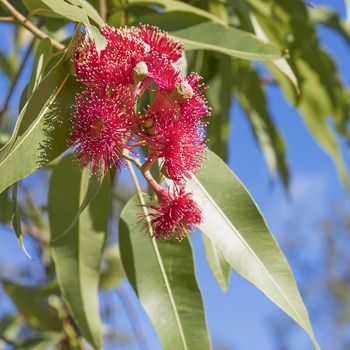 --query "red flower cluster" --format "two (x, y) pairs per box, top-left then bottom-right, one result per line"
(70, 25), (210, 240)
